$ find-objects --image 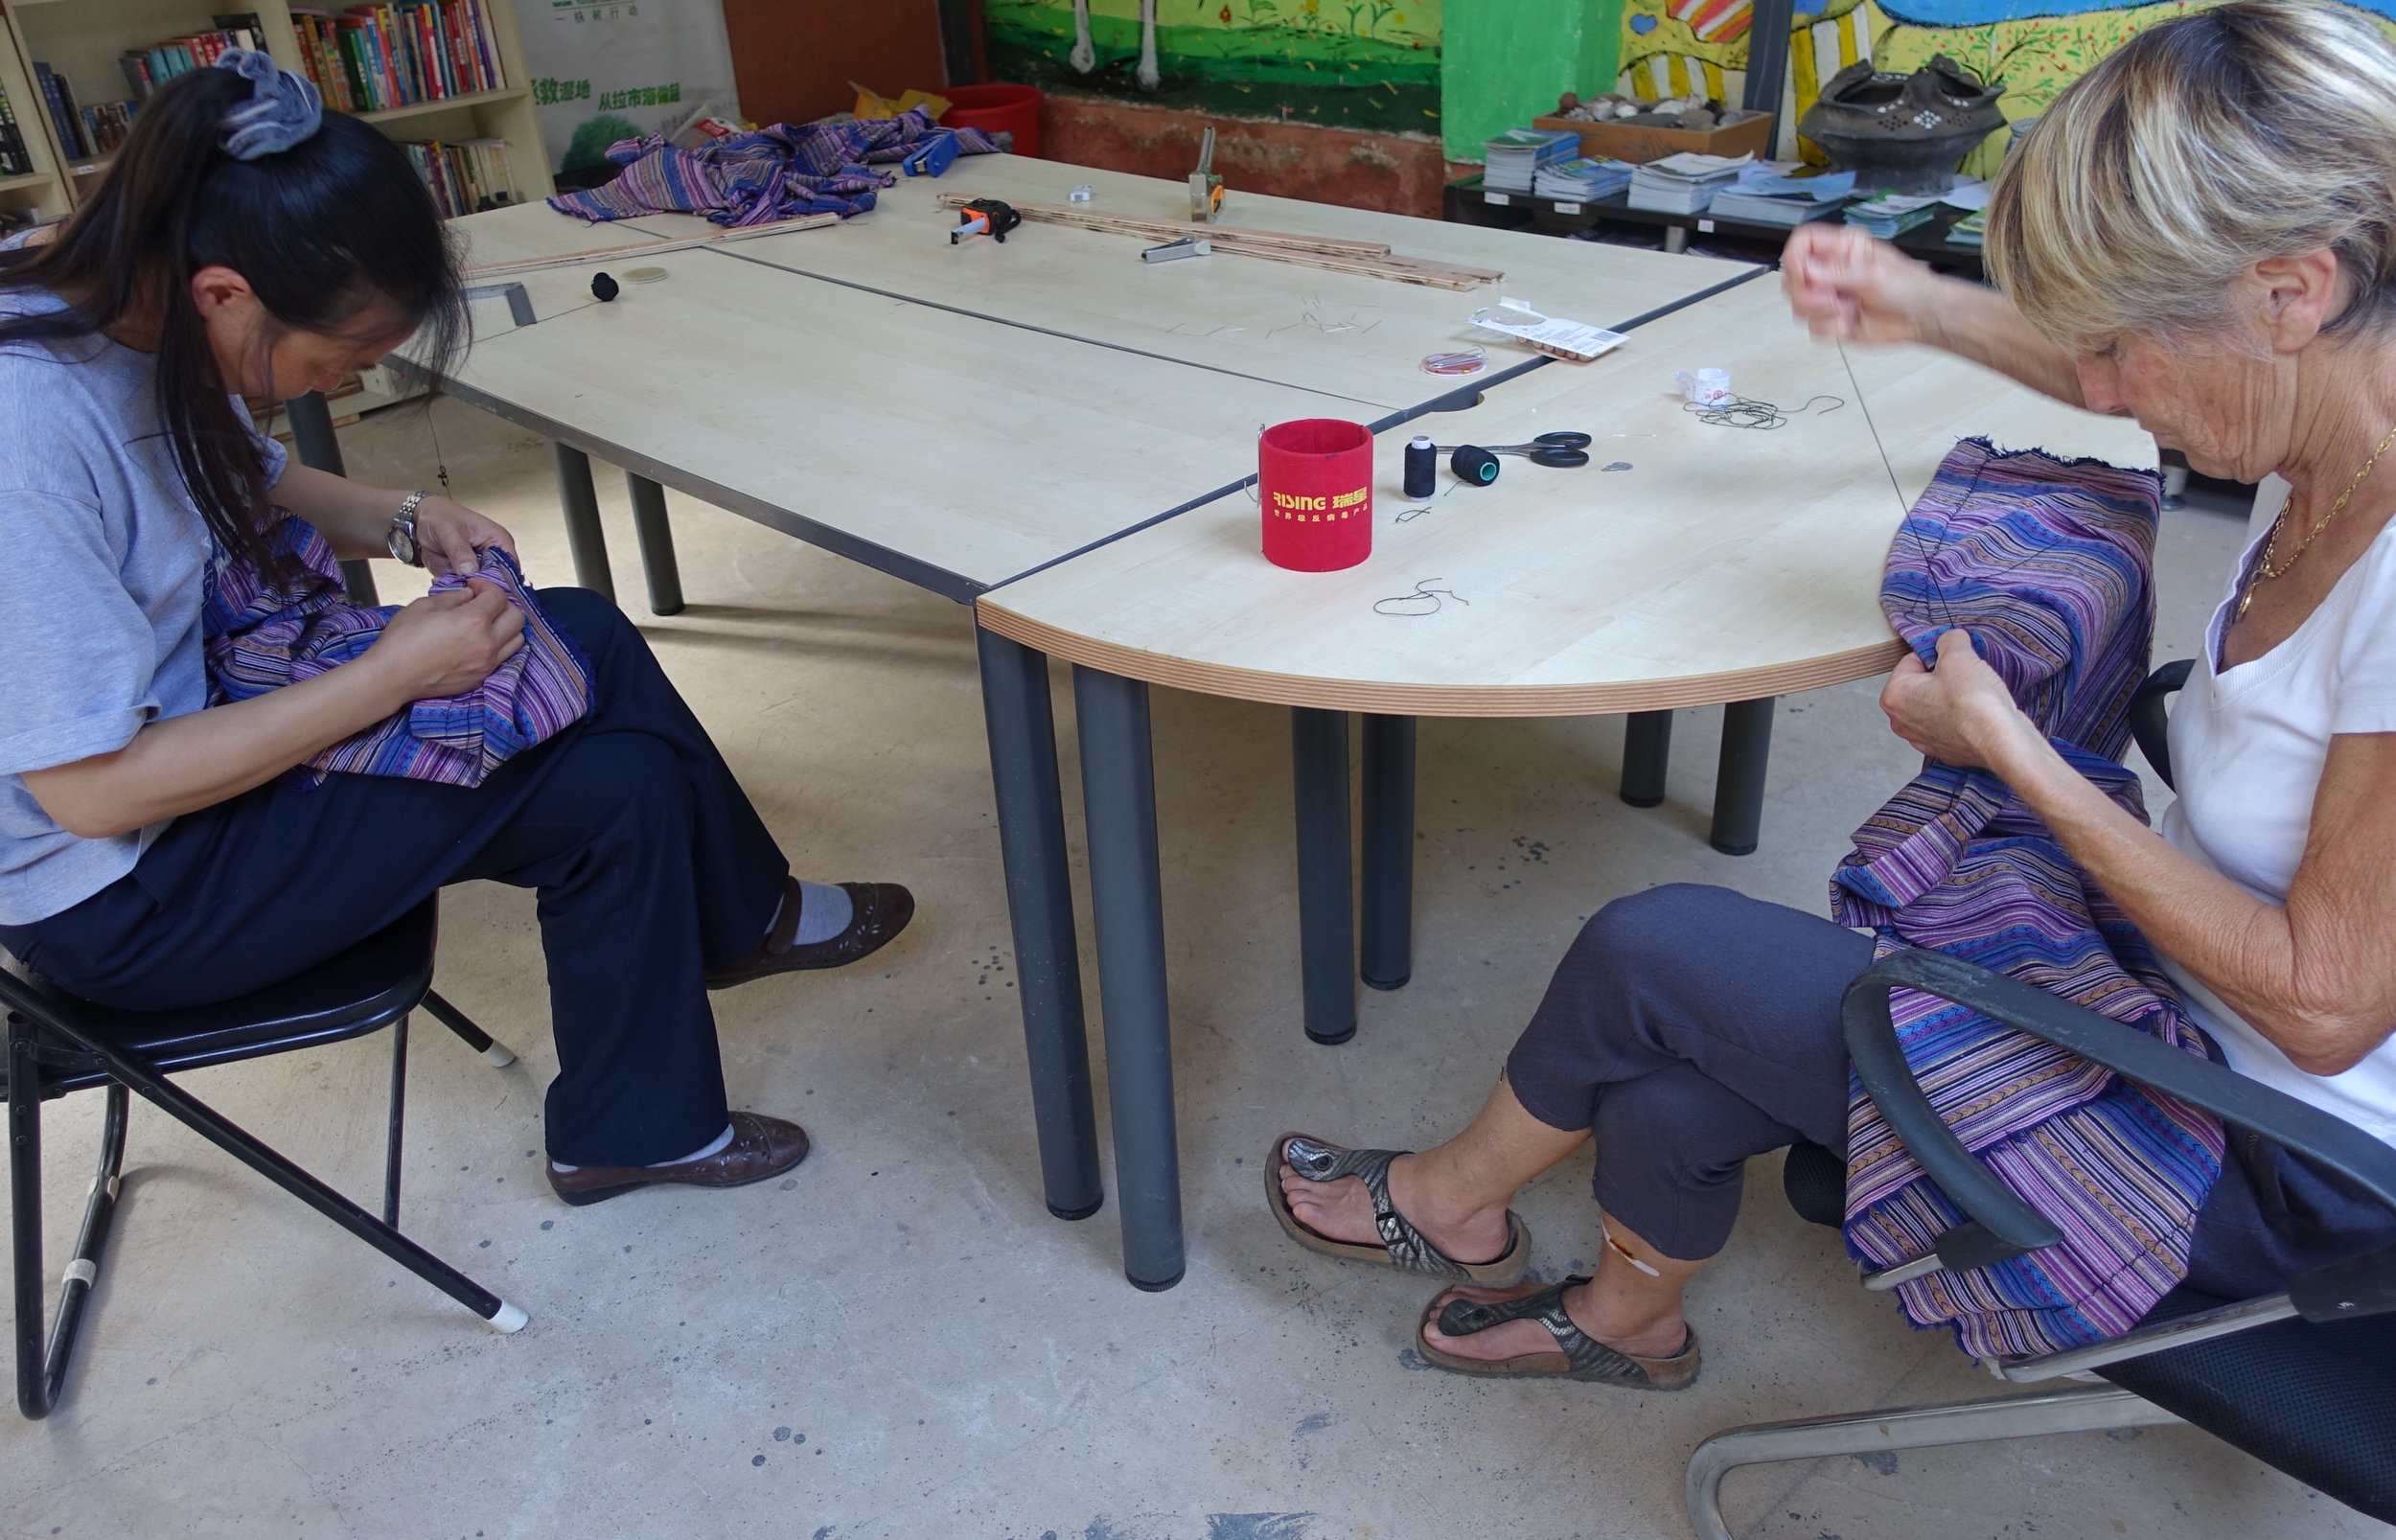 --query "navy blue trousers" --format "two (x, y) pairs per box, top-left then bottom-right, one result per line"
(0, 589), (786, 1167)
(1506, 884), (2396, 1300)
